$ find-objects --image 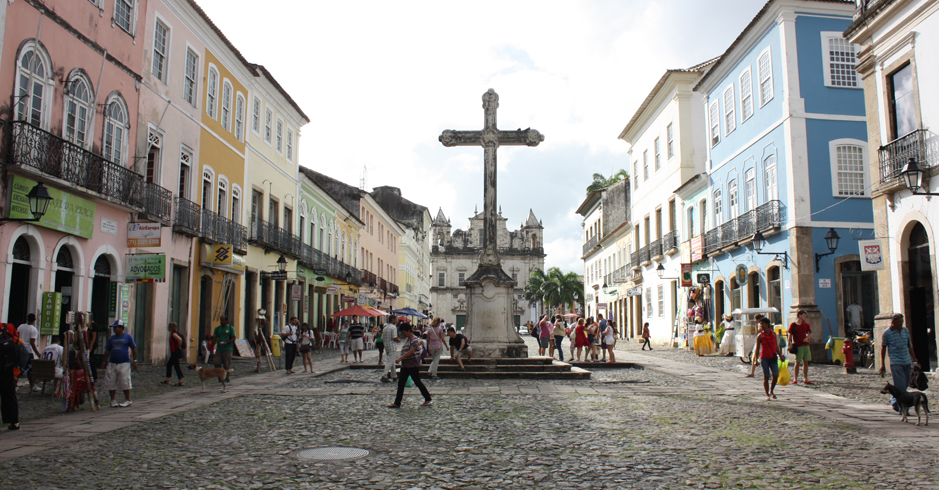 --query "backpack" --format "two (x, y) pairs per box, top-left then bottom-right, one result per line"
(0, 325), (29, 371)
(530, 324), (539, 338)
(176, 332), (186, 351)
